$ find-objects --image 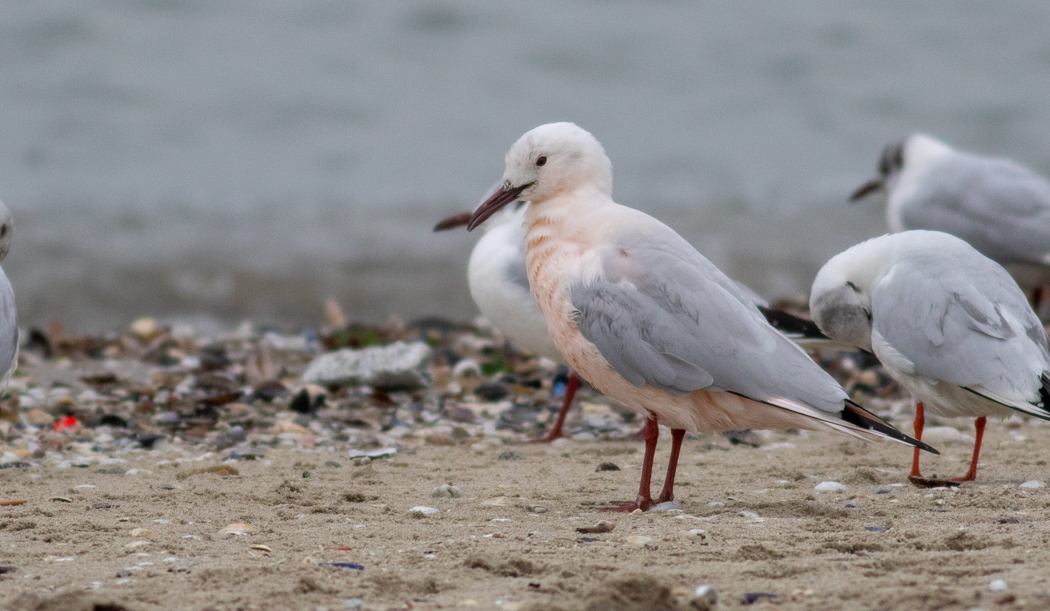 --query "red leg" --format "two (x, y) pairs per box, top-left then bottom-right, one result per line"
(530, 373), (578, 443)
(909, 402), (925, 478)
(949, 416), (986, 483)
(604, 415), (658, 512)
(657, 428), (686, 503)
